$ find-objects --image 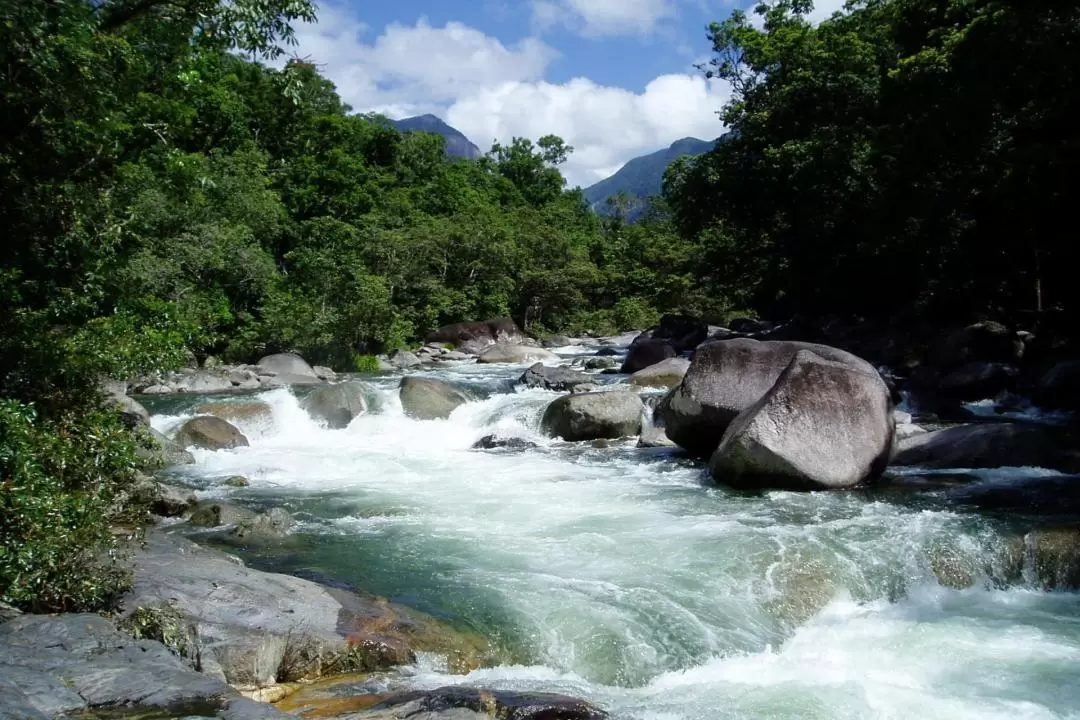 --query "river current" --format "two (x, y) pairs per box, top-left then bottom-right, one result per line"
(146, 343), (1080, 720)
